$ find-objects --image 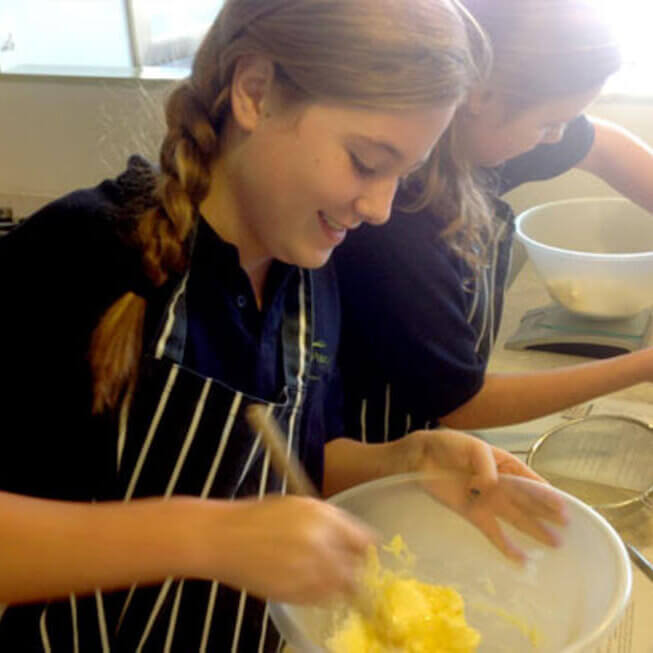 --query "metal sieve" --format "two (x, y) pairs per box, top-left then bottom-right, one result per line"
(522, 414), (653, 580)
